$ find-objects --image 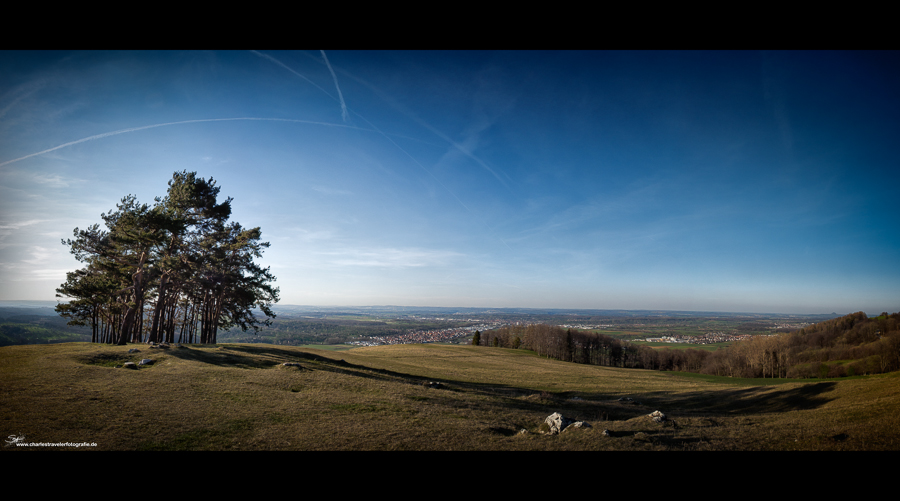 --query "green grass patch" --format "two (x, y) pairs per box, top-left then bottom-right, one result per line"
(137, 418), (258, 451)
(329, 403), (384, 413)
